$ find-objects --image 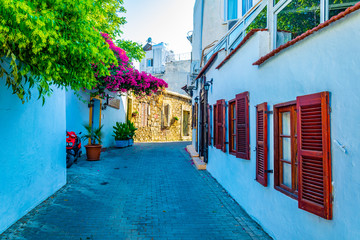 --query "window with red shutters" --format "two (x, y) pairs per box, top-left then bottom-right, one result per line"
(228, 100), (236, 155)
(192, 104), (195, 128)
(194, 102), (198, 129)
(213, 104), (217, 146)
(208, 104), (211, 146)
(216, 99), (226, 152)
(235, 92), (250, 159)
(256, 102), (268, 187)
(297, 92), (332, 220)
(274, 102), (298, 199)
